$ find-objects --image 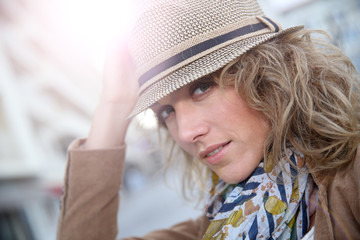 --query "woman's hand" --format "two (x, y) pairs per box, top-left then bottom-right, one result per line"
(85, 42), (138, 149)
